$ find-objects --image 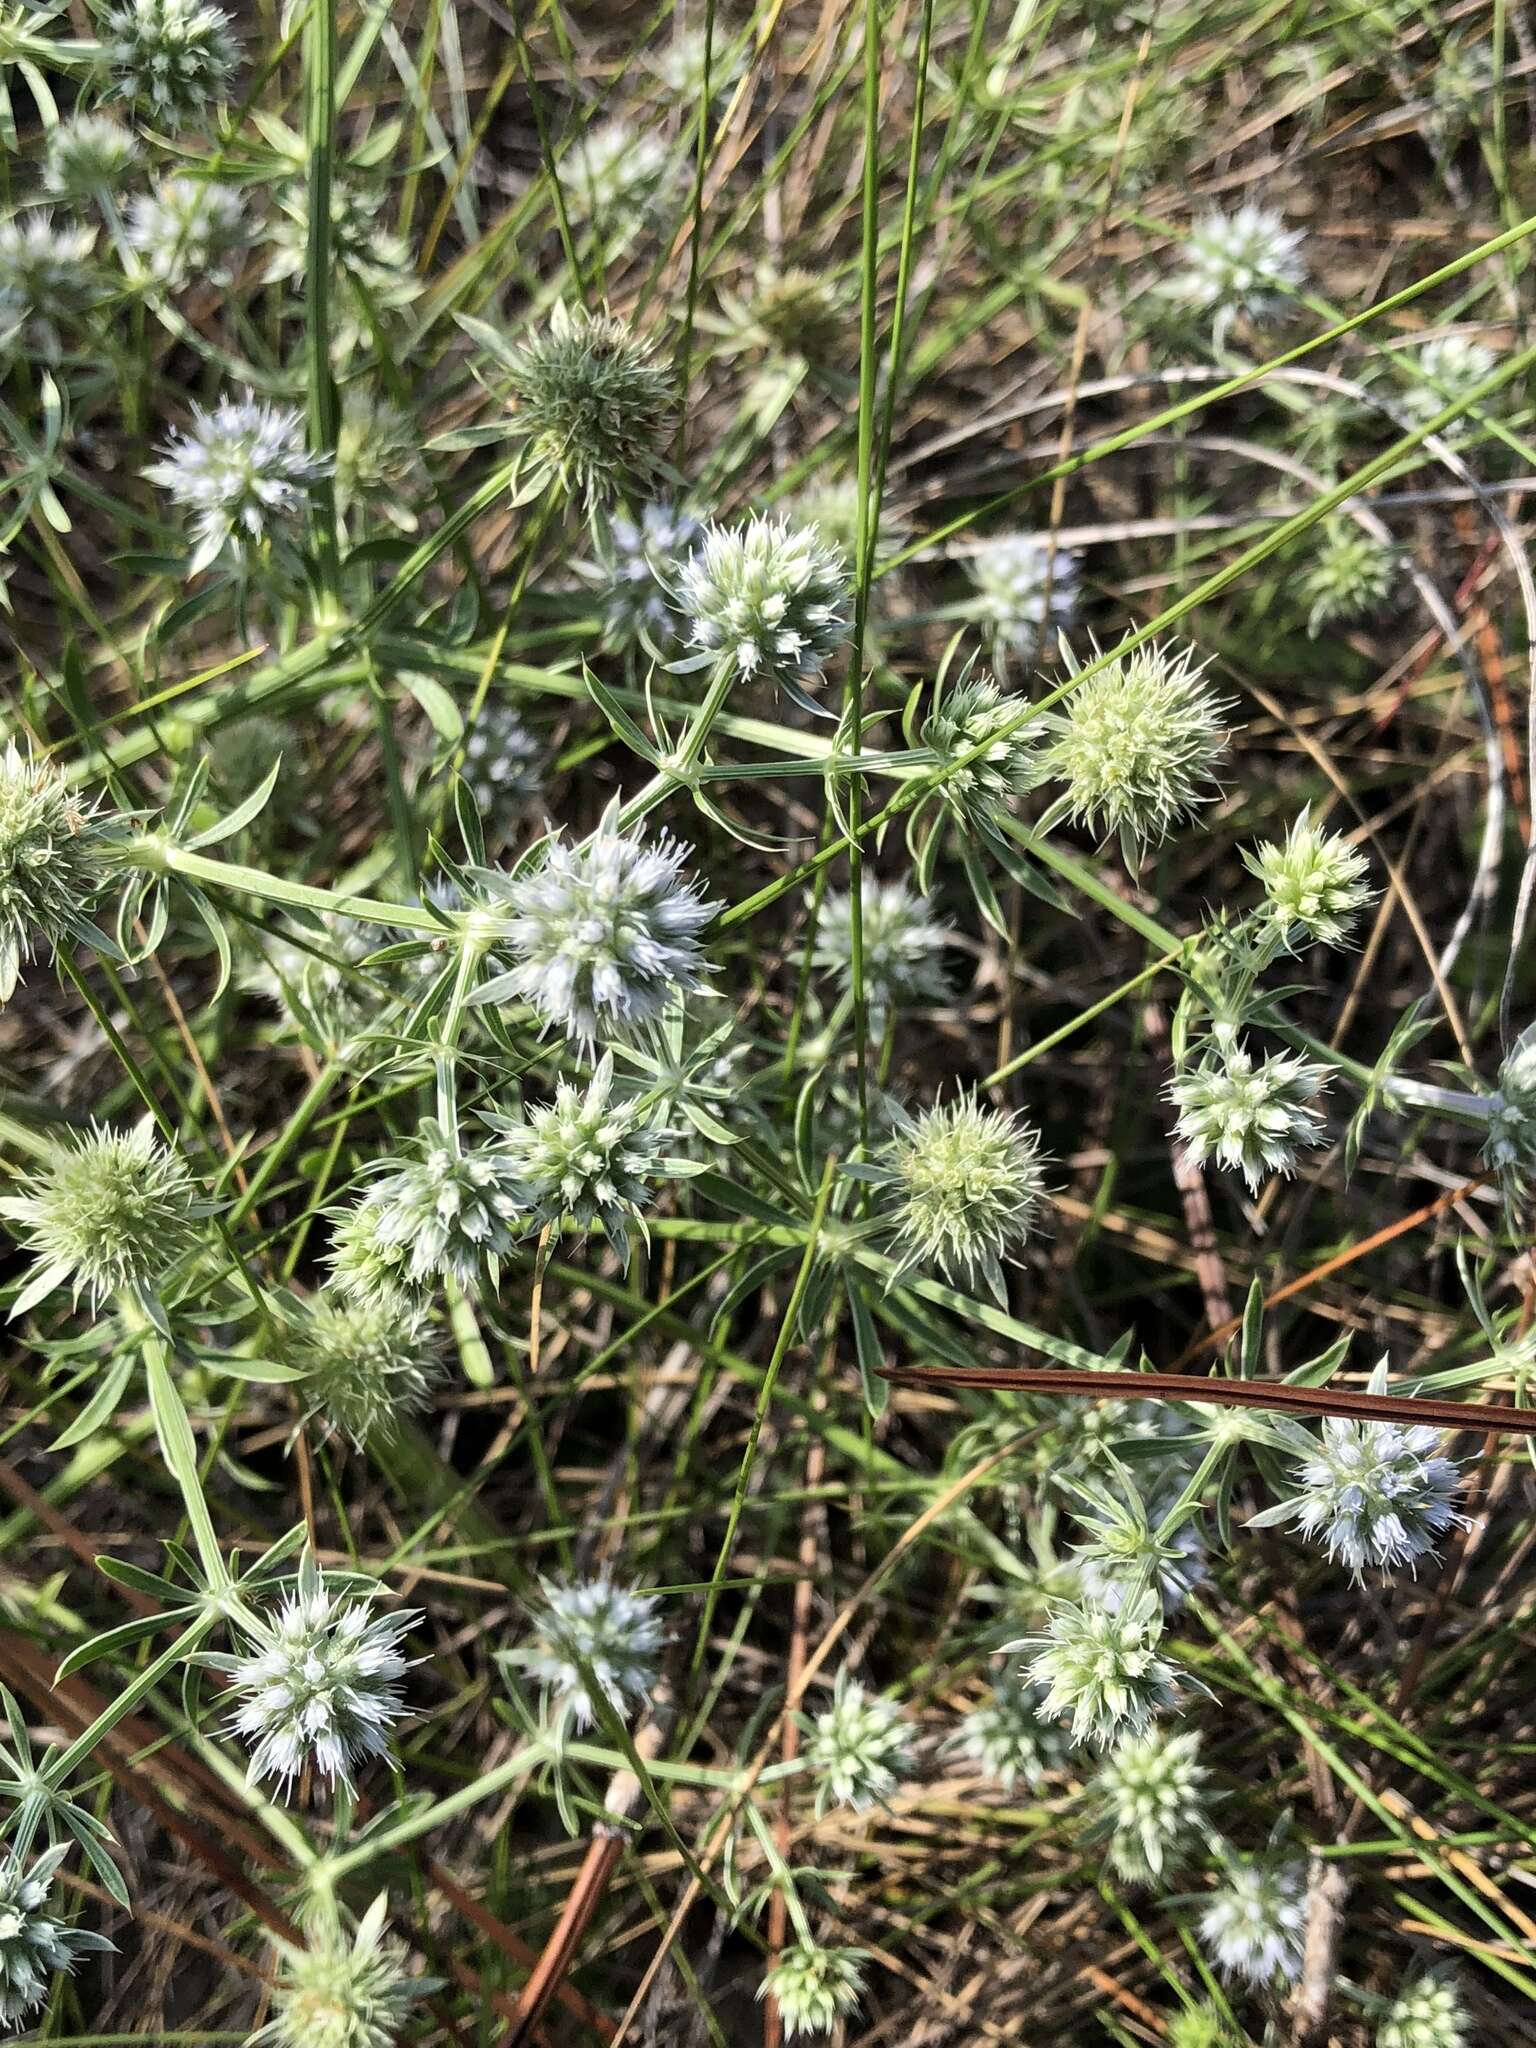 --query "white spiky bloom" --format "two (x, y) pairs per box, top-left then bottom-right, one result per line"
(490, 1055), (665, 1266)
(950, 1674), (1071, 1790)
(1198, 1854), (1308, 1987)
(335, 392), (420, 525)
(923, 673), (1039, 828)
(563, 117), (674, 219)
(802, 1672), (910, 1815)
(1243, 811), (1373, 950)
(597, 501), (702, 651)
(0, 740), (117, 1002)
(0, 1846), (111, 2024)
(0, 212), (100, 357)
(1021, 1590), (1185, 1748)
(872, 1094), (1048, 1298)
(1262, 1364), (1463, 1578)
(1398, 336), (1497, 429)
(1164, 205), (1306, 334)
(99, 0), (239, 125)
(1075, 1489), (1210, 1618)
(221, 1557), (415, 1792)
(125, 174), (247, 287)
(759, 1943), (866, 2039)
(1487, 1028), (1536, 1189)
(509, 1576), (664, 1728)
(255, 1897), (417, 2048)
(1297, 519), (1397, 636)
(813, 878), (952, 1018)
(290, 1288), (444, 1450)
(675, 515), (850, 697)
(1379, 1970), (1470, 2048)
(1170, 1041), (1328, 1191)
(654, 24), (746, 101)
(1091, 1726), (1210, 1880)
(264, 179), (420, 338)
(965, 533), (1078, 663)
(327, 1120), (528, 1300)
(42, 113), (139, 199)
(144, 393), (326, 573)
(459, 702), (542, 835)
(491, 822), (716, 1046)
